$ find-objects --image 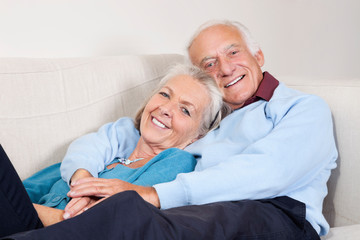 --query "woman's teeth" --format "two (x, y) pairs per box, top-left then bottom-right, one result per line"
(152, 117), (166, 128)
(225, 75), (245, 88)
